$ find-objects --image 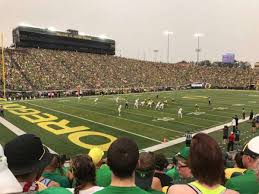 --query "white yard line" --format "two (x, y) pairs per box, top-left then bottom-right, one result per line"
(23, 102), (162, 143)
(0, 117), (57, 154)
